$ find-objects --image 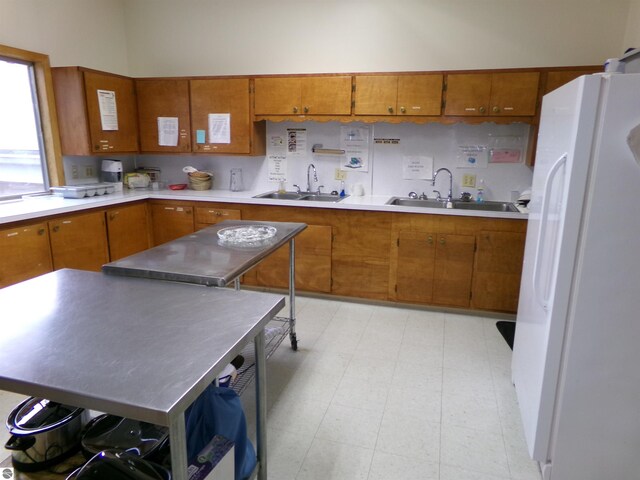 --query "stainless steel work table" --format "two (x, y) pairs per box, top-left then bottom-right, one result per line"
(103, 220), (307, 351)
(0, 269), (285, 480)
